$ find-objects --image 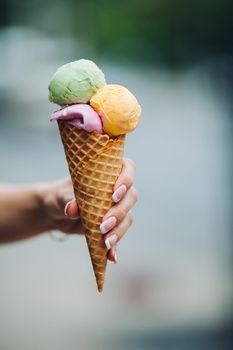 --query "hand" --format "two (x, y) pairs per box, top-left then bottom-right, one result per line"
(100, 158), (138, 263)
(42, 178), (82, 234)
(43, 158), (138, 263)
